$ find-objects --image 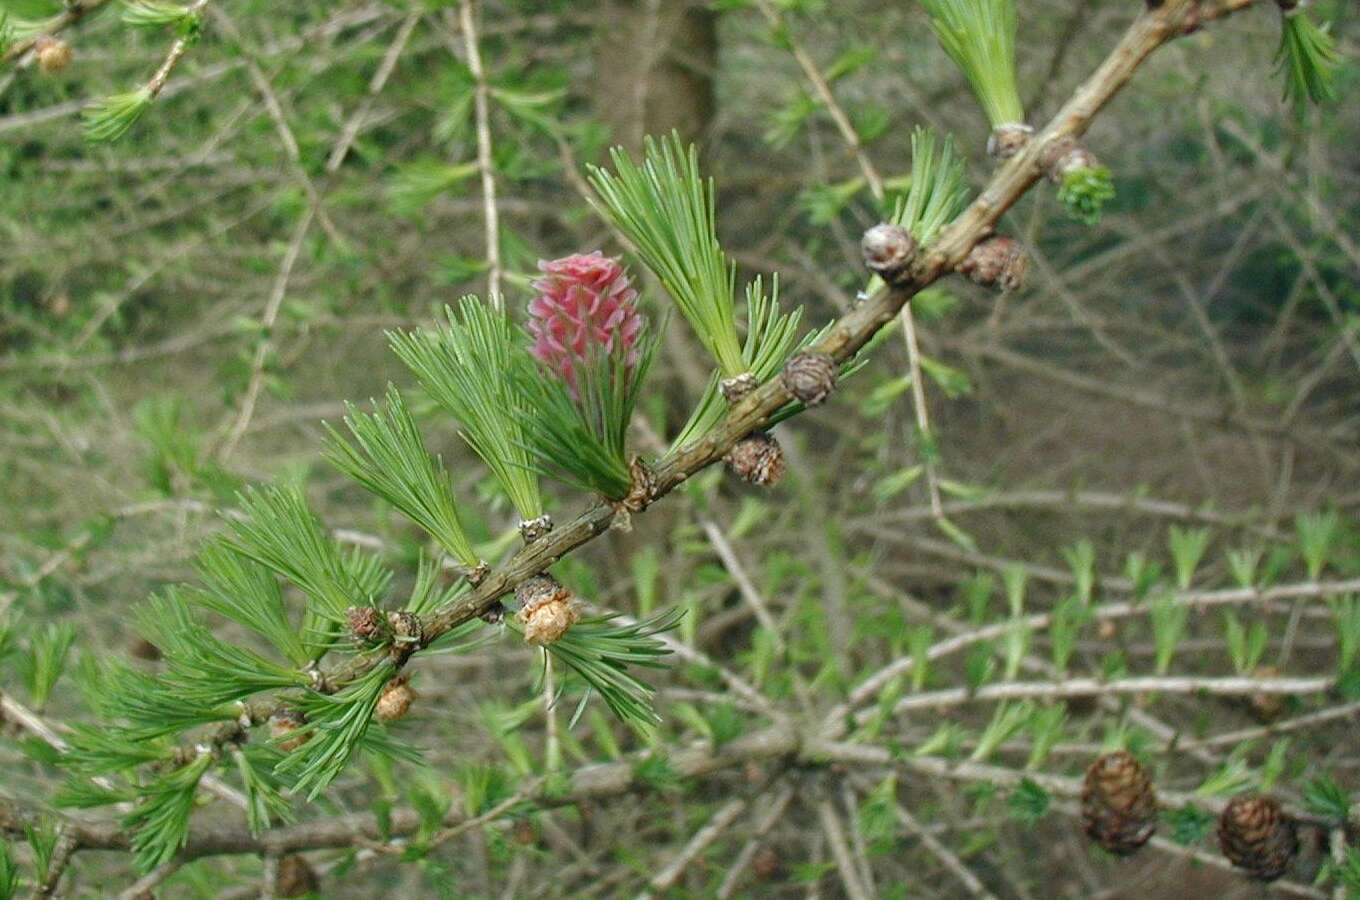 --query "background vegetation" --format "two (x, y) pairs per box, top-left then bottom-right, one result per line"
(1, 0), (1358, 896)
